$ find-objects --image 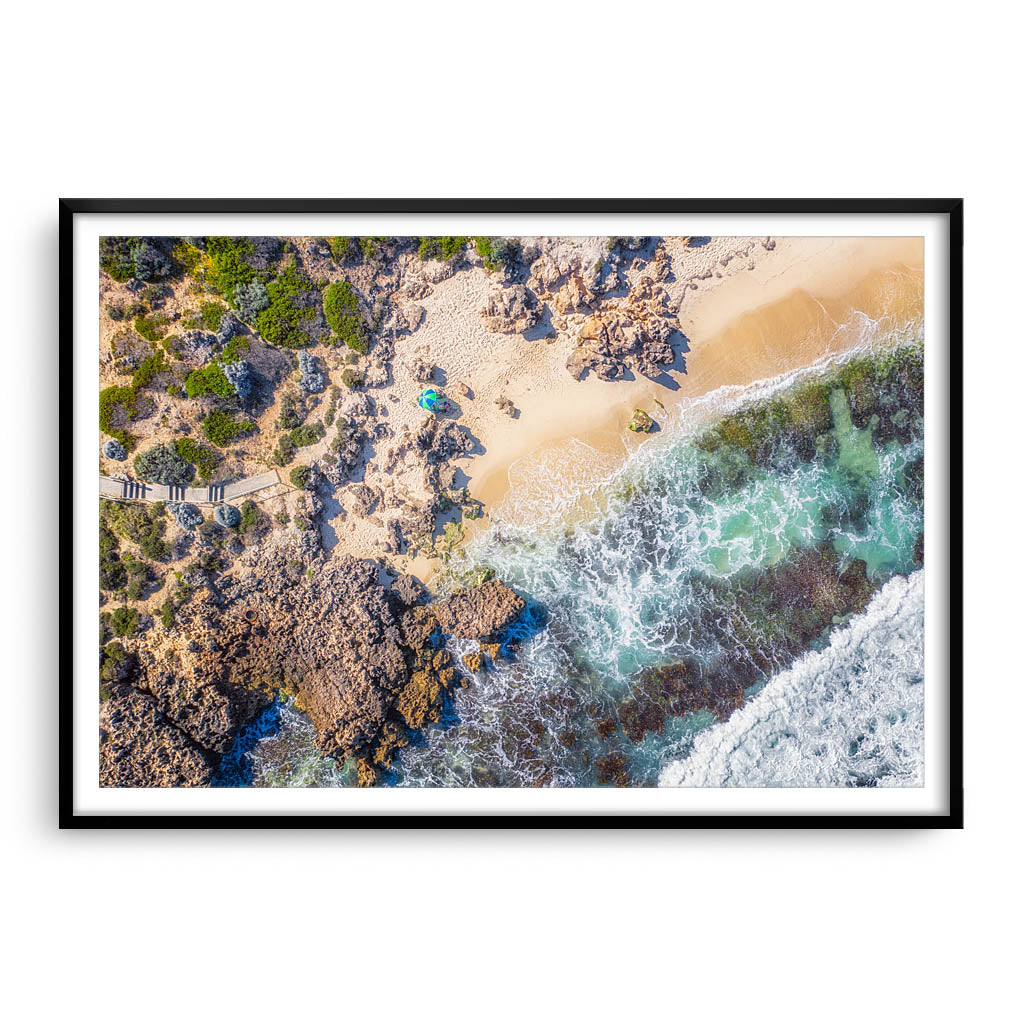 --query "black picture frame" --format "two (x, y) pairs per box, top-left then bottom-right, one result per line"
(60, 197), (963, 828)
